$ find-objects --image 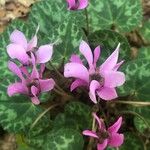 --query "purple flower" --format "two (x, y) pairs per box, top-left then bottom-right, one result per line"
(64, 41), (125, 103)
(7, 28), (53, 65)
(83, 113), (124, 150)
(7, 54), (55, 105)
(66, 0), (88, 10)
